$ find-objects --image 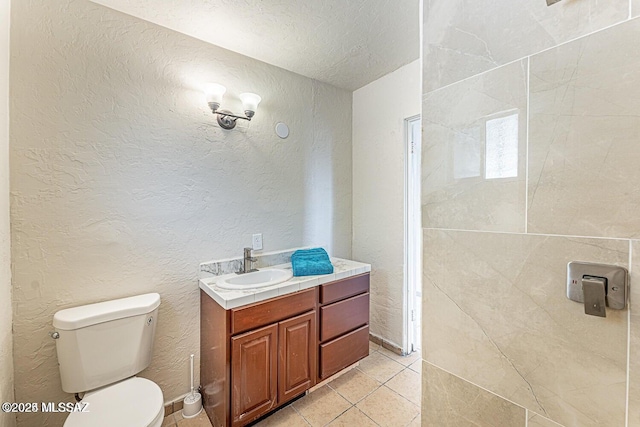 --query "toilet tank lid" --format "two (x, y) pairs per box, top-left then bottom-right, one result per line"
(53, 293), (161, 330)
